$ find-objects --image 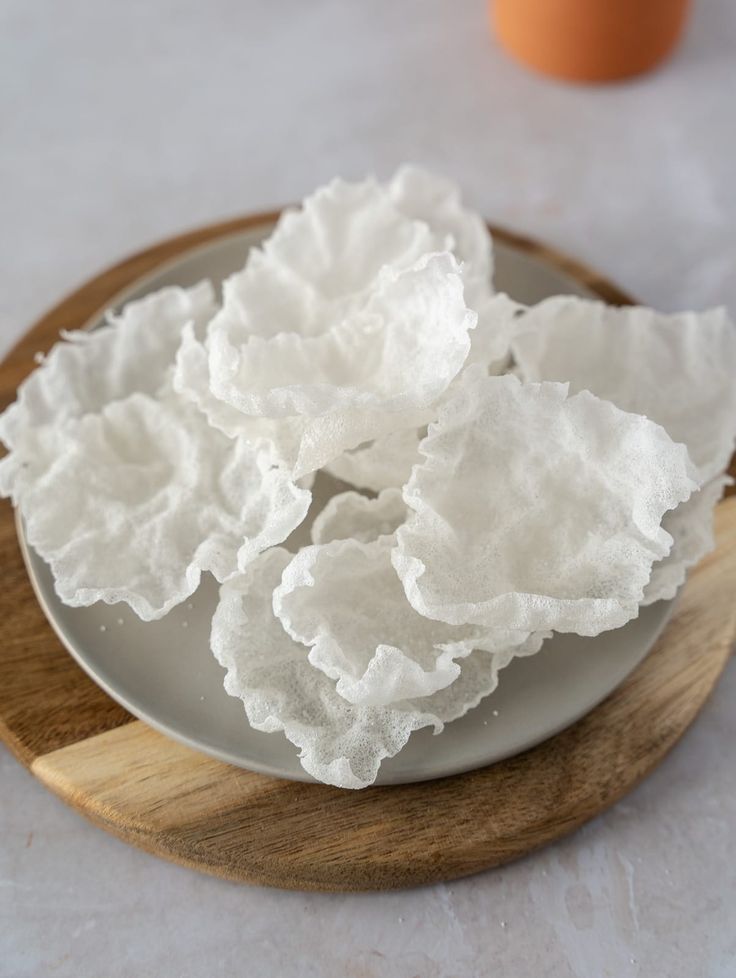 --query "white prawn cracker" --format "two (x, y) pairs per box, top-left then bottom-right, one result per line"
(17, 393), (310, 620)
(175, 332), (431, 479)
(176, 252), (475, 476)
(273, 534), (542, 707)
(212, 547), (540, 788)
(511, 297), (736, 483)
(0, 280), (309, 619)
(320, 295), (524, 493)
(469, 292), (526, 374)
(388, 164), (494, 298)
(0, 283), (216, 501)
(173, 168), (499, 478)
(208, 253), (473, 417)
(324, 427), (423, 493)
(208, 167), (488, 345)
(389, 168), (523, 371)
(310, 487), (406, 545)
(393, 371), (697, 637)
(643, 474), (731, 605)
(213, 175), (446, 342)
